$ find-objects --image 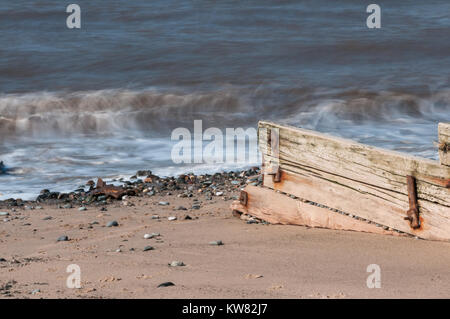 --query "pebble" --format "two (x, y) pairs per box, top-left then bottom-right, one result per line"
(143, 246), (154, 251)
(31, 289), (40, 295)
(151, 215), (160, 219)
(63, 204), (72, 209)
(42, 216), (52, 220)
(192, 204), (201, 210)
(215, 191), (224, 196)
(78, 207), (87, 211)
(183, 215), (192, 220)
(106, 220), (119, 227)
(0, 258), (6, 262)
(168, 216), (177, 221)
(144, 234), (154, 239)
(169, 261), (185, 267)
(177, 206), (187, 210)
(209, 240), (224, 246)
(0, 211), (9, 216)
(157, 282), (175, 288)
(158, 201), (170, 206)
(57, 235), (69, 242)
(115, 248), (122, 253)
